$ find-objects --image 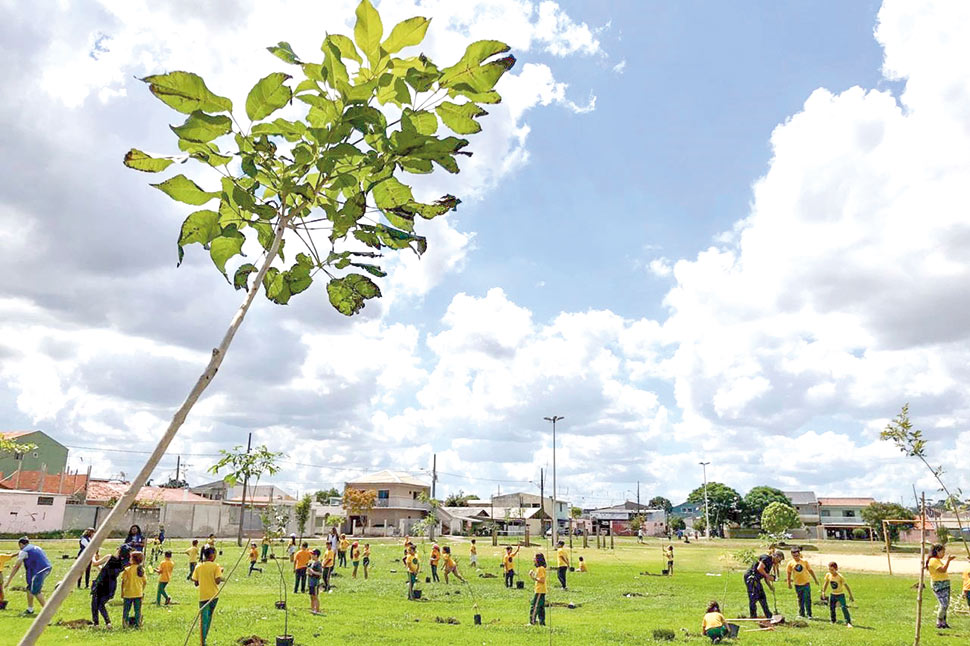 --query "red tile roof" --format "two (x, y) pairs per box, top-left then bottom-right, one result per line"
(817, 497), (876, 506)
(85, 481), (217, 505)
(0, 431), (37, 440)
(0, 471), (88, 495)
